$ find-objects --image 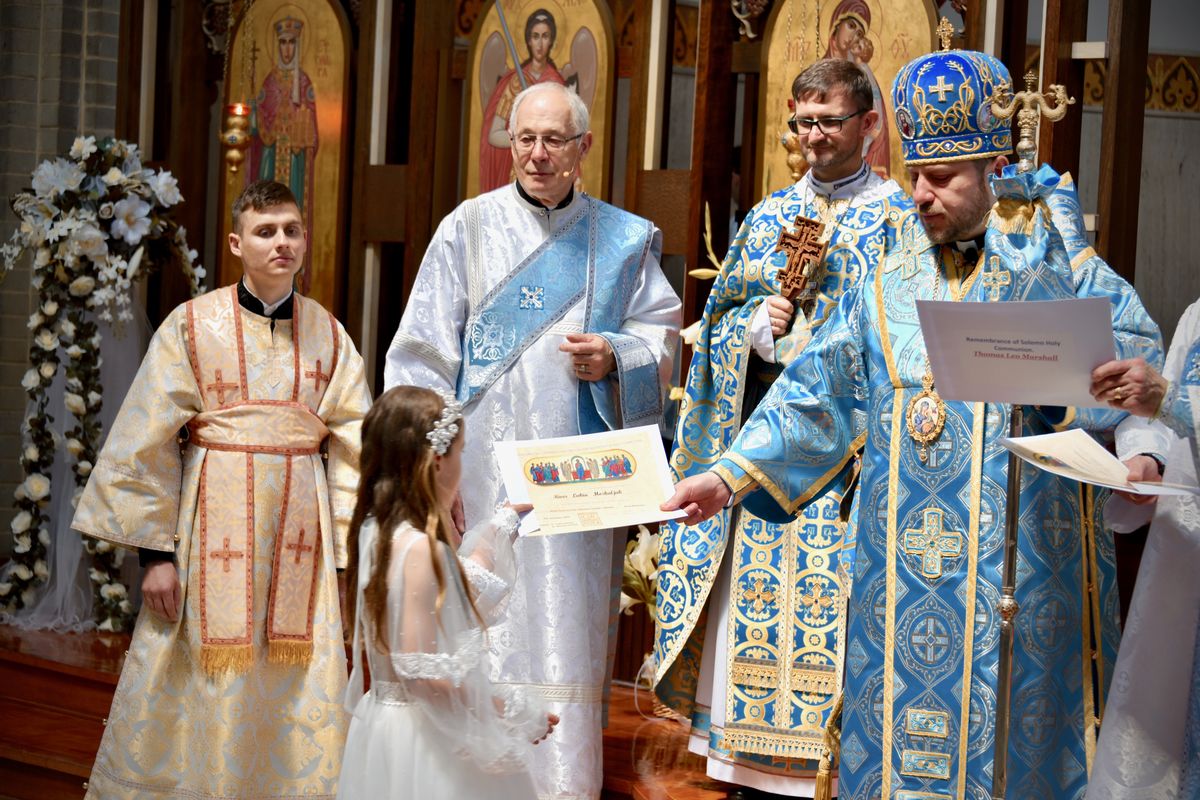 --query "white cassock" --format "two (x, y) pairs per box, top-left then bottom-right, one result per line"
(1088, 298), (1200, 799)
(385, 183), (681, 800)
